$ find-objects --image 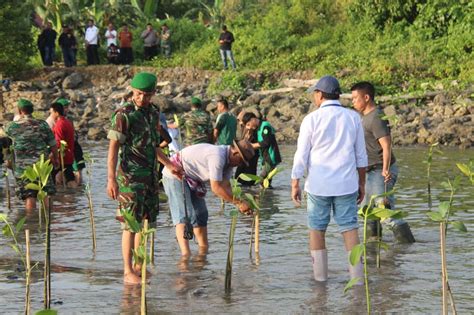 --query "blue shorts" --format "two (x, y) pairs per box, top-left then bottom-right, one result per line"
(307, 191), (359, 233)
(162, 176), (208, 227)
